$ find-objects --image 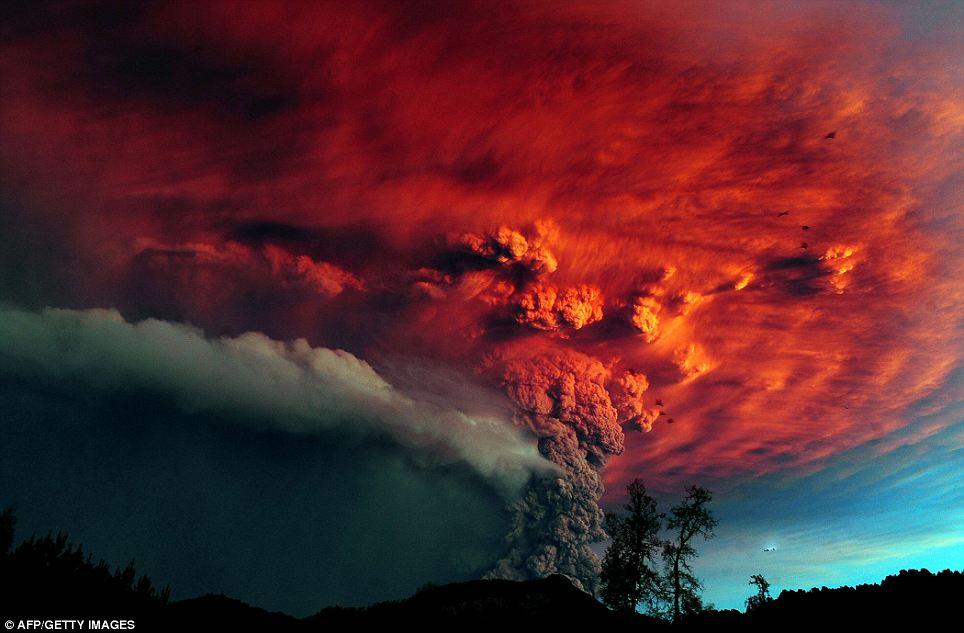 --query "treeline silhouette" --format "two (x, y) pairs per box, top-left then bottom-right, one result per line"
(0, 507), (169, 619)
(684, 568), (963, 628)
(1, 506), (960, 629)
